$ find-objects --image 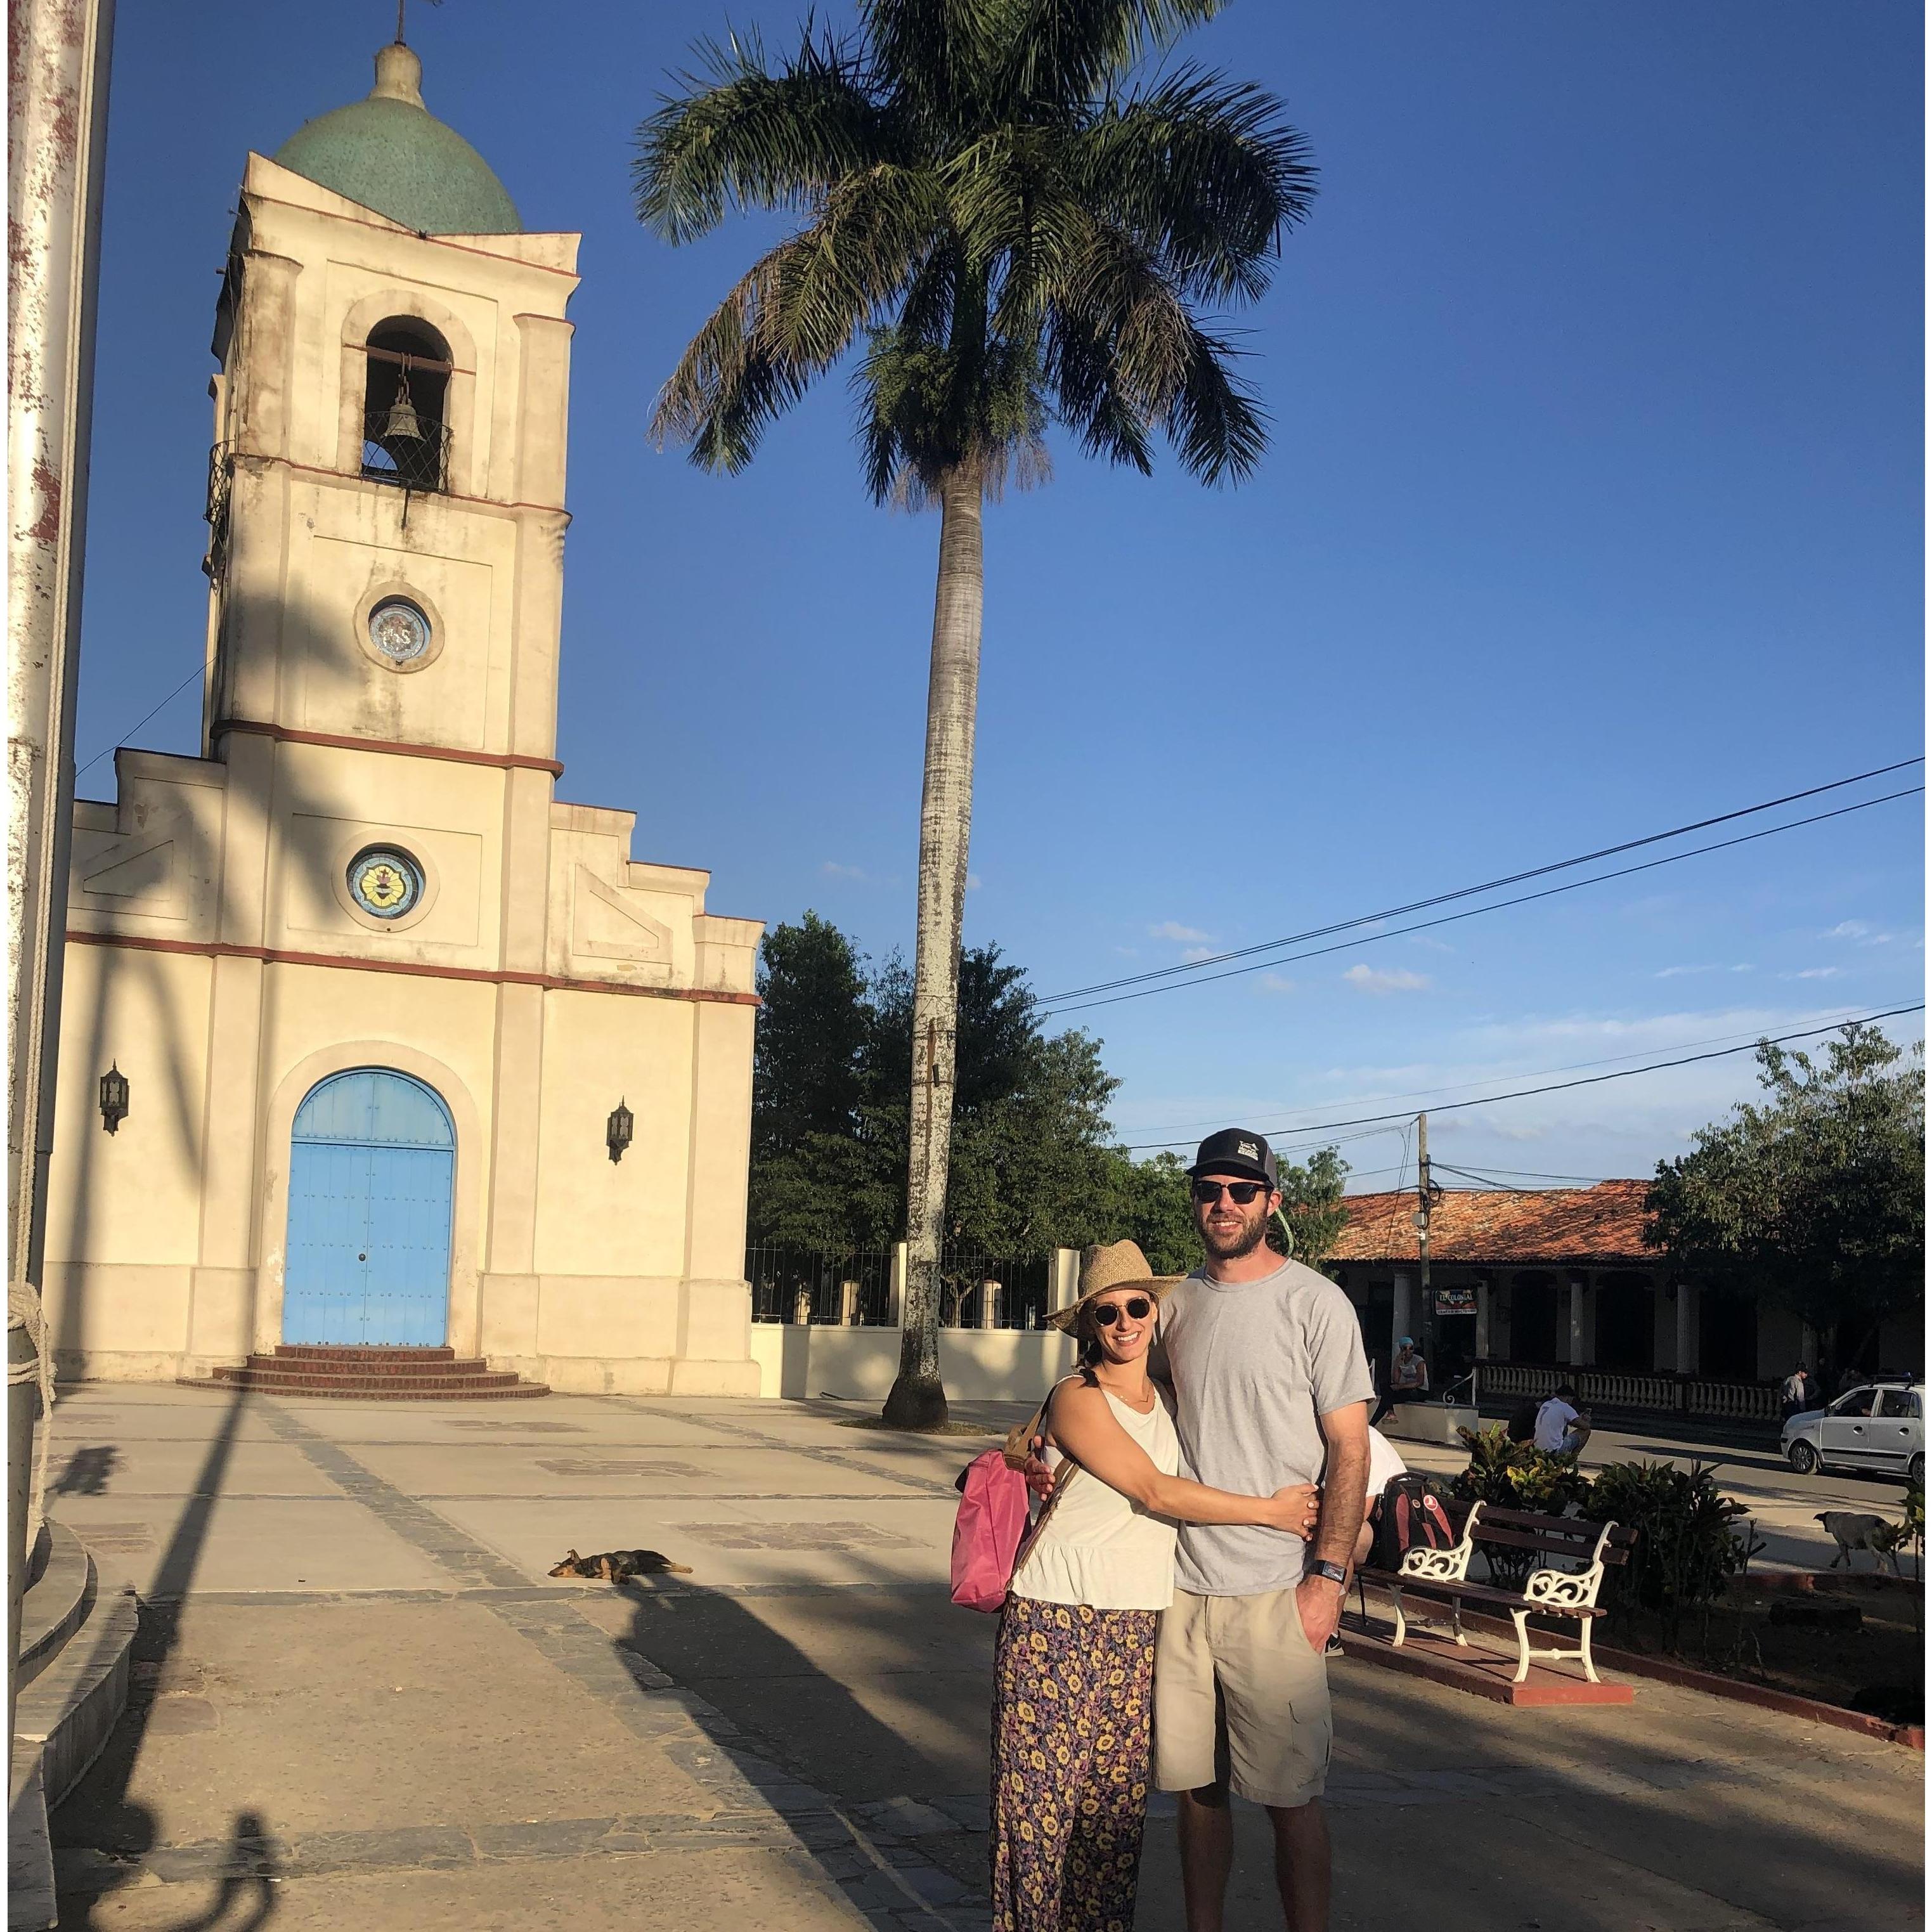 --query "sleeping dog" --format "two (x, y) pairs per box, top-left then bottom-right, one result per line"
(548, 1547), (693, 1583)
